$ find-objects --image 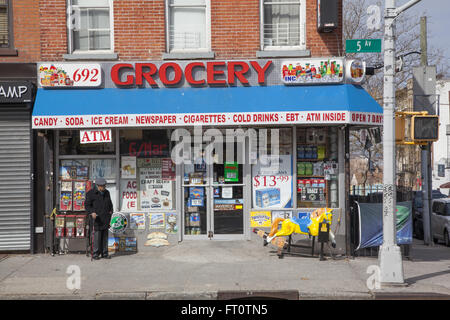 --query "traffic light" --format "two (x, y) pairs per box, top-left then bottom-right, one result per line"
(411, 115), (439, 142)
